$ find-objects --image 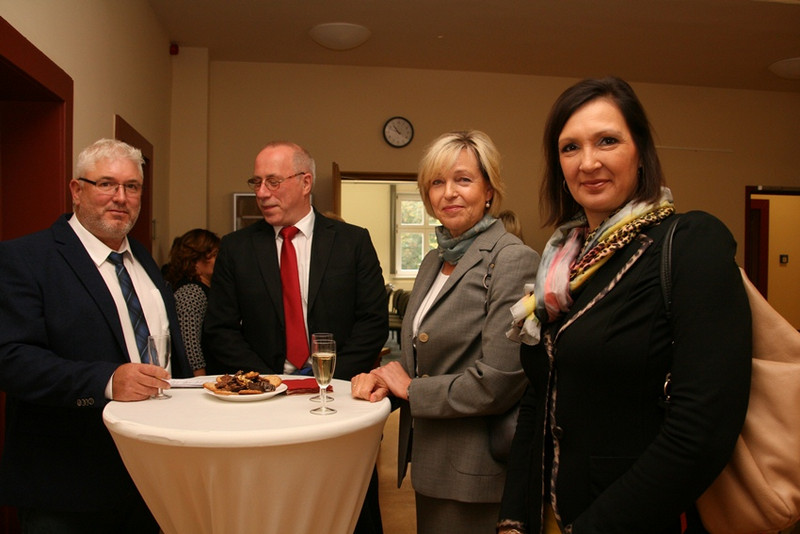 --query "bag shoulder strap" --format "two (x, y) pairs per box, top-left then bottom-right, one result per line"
(482, 233), (518, 310)
(660, 215), (682, 320)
